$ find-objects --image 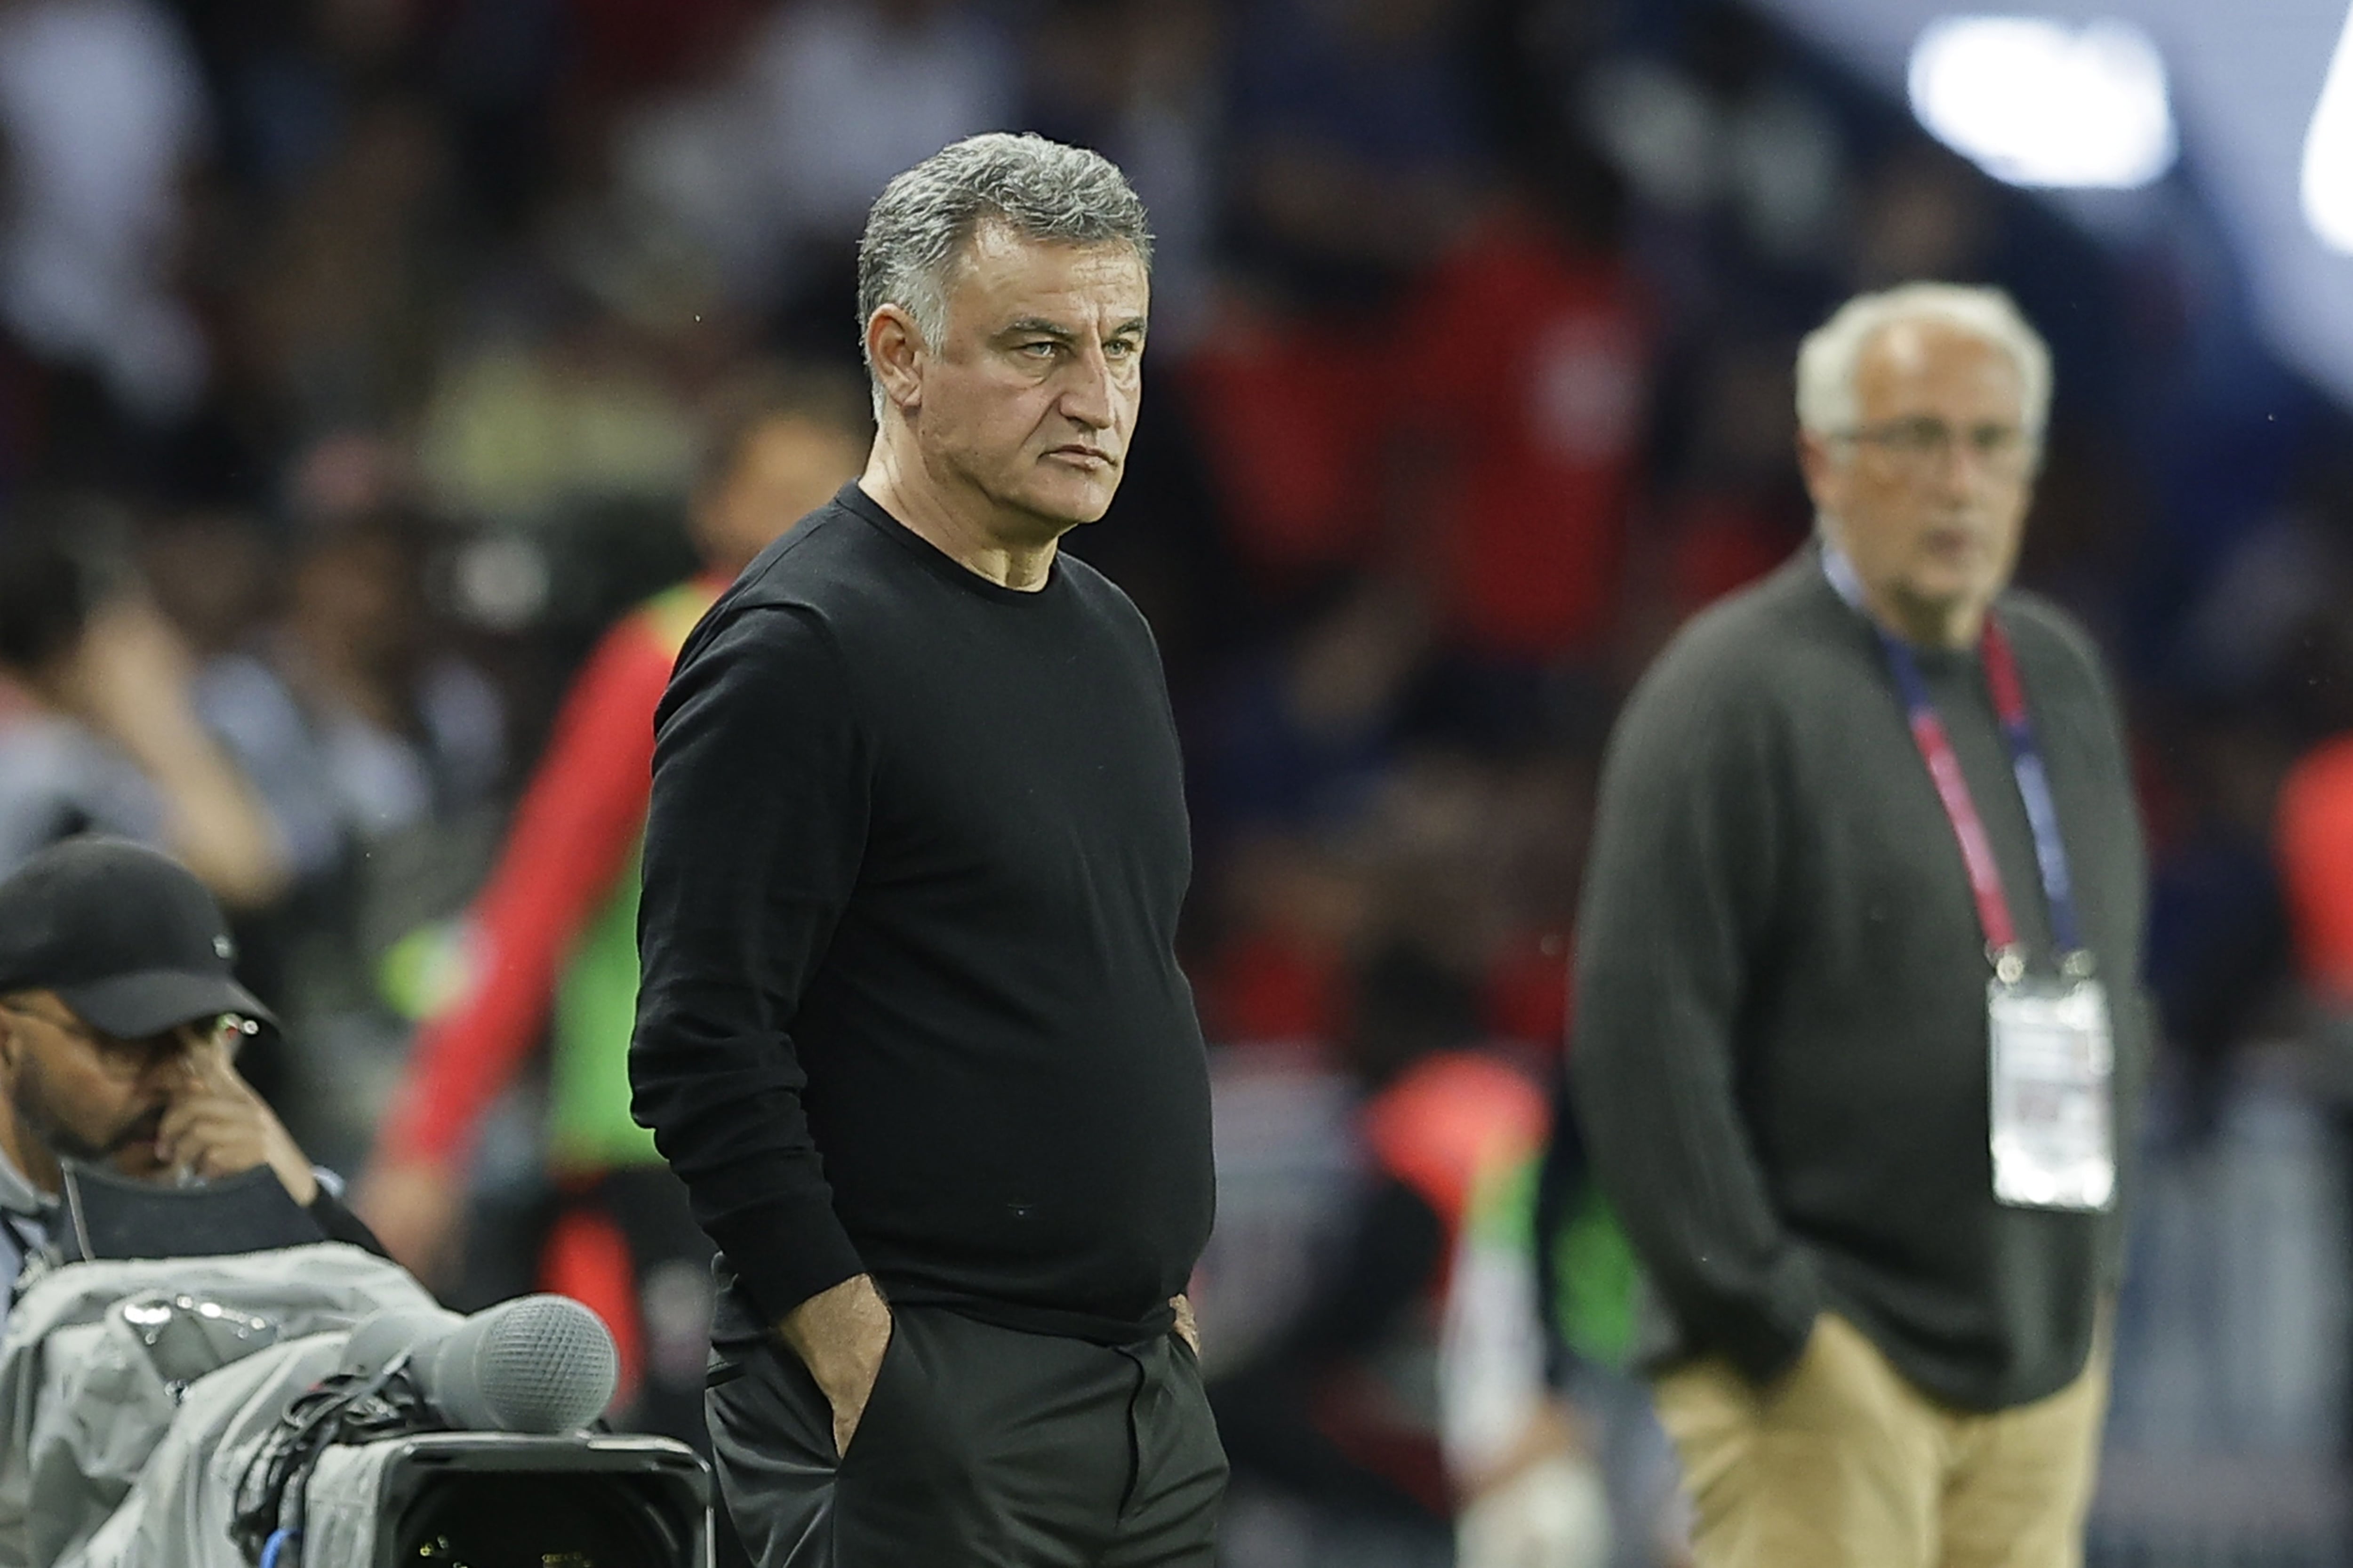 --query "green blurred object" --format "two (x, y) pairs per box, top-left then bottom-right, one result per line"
(1553, 1184), (1640, 1370)
(376, 917), (472, 1024)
